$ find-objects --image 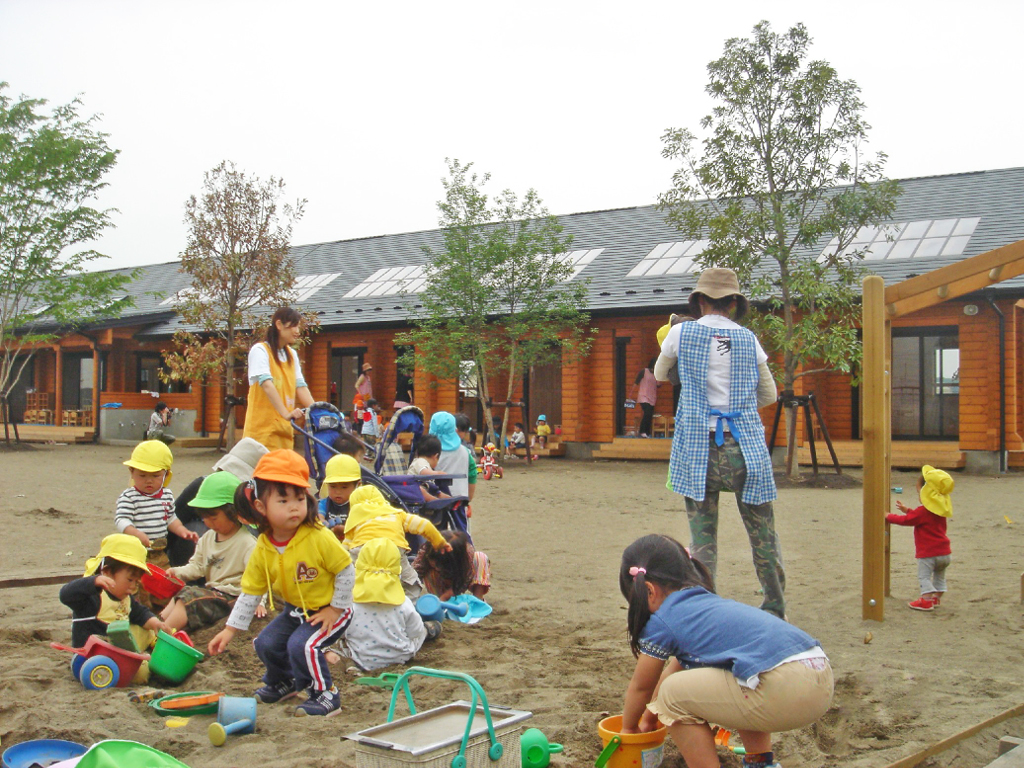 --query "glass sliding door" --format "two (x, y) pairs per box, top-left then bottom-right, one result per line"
(891, 328), (959, 439)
